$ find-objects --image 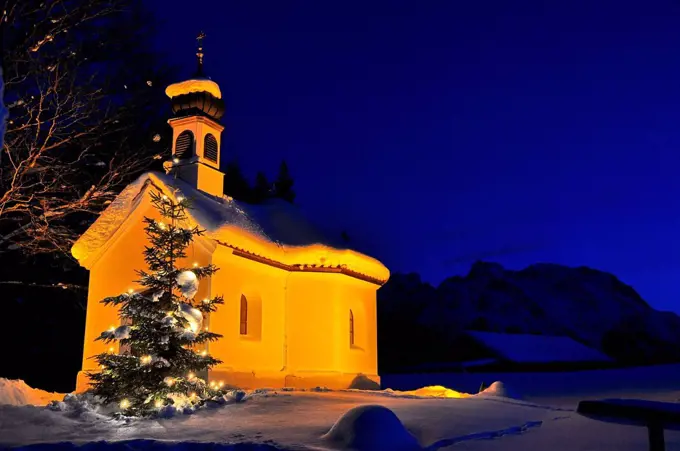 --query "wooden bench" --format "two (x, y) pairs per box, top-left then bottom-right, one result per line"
(578, 399), (680, 451)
